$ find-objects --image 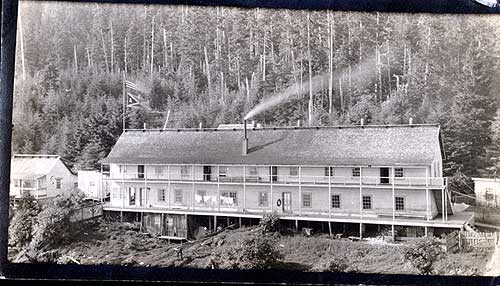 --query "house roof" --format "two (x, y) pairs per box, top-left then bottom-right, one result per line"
(101, 124), (444, 167)
(11, 154), (66, 179)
